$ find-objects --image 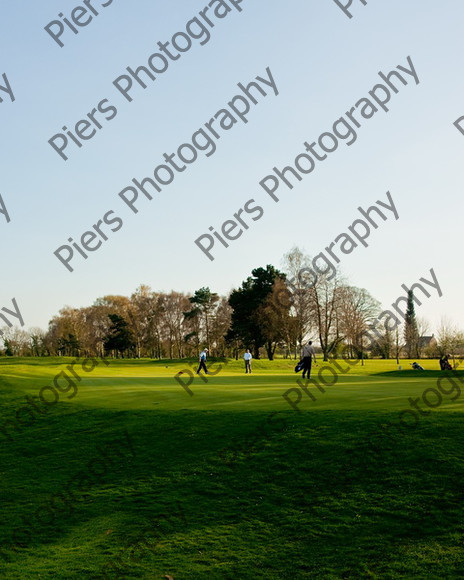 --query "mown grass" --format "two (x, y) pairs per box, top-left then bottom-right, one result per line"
(0, 357), (463, 579)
